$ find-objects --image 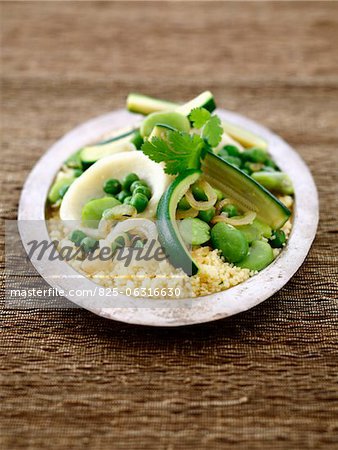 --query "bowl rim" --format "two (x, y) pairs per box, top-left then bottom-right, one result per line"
(18, 108), (319, 326)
